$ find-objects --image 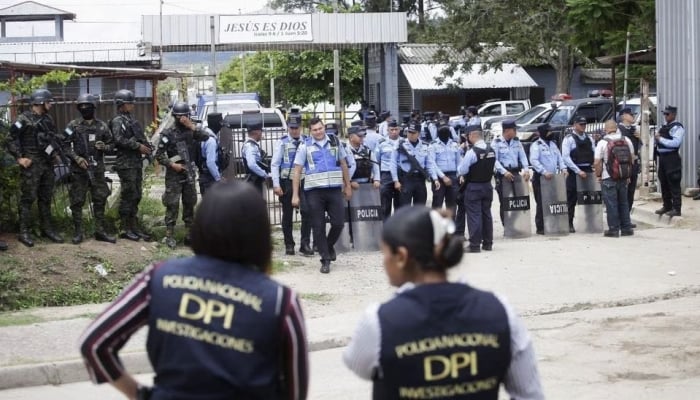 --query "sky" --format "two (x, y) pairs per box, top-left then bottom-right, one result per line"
(0, 0), (270, 41)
